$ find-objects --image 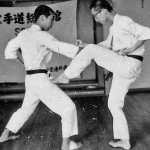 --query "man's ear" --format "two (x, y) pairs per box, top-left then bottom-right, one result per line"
(40, 15), (45, 22)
